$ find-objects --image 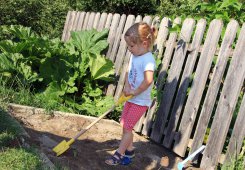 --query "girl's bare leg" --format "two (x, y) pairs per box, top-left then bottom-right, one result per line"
(117, 128), (133, 154)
